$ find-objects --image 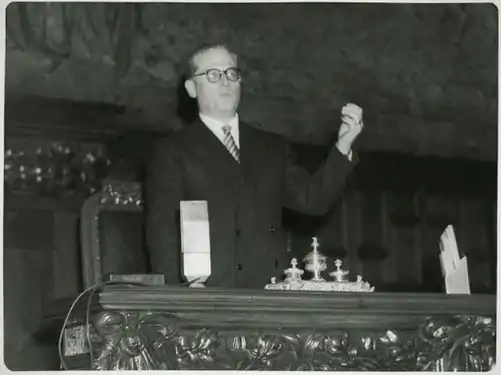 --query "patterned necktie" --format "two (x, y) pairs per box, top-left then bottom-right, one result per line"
(222, 125), (240, 162)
